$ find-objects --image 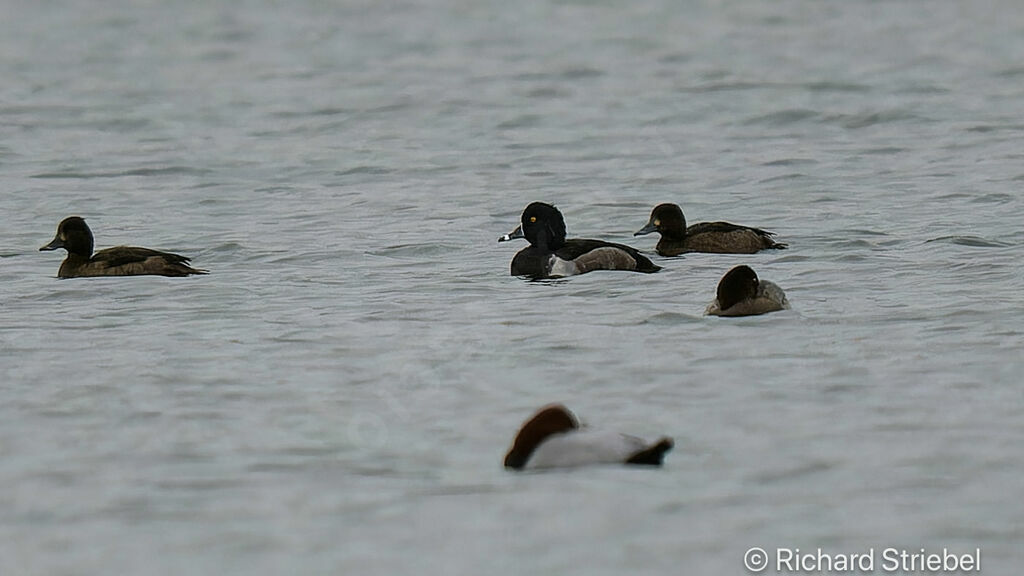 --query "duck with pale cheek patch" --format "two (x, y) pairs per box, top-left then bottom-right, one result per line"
(705, 265), (789, 317)
(504, 404), (673, 470)
(635, 203), (787, 256)
(499, 202), (660, 279)
(40, 216), (207, 278)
